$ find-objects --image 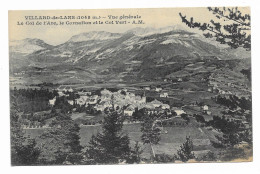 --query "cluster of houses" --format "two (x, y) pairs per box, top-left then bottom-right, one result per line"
(142, 86), (169, 98)
(163, 77), (183, 82)
(50, 87), (251, 128)
(207, 83), (233, 95)
(57, 86), (74, 93)
(48, 87), (227, 127)
(13, 71), (25, 76)
(48, 87), (190, 118)
(46, 86), (252, 134)
(42, 86), (255, 132)
(76, 94), (99, 106)
(208, 73), (251, 99)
